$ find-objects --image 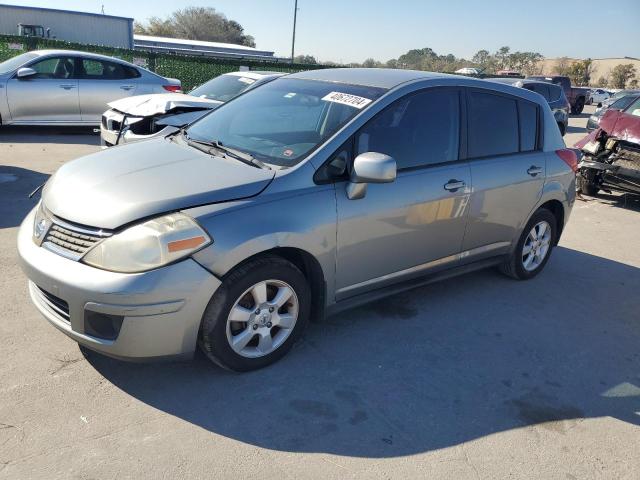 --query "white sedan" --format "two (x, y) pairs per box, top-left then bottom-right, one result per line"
(588, 89), (611, 107)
